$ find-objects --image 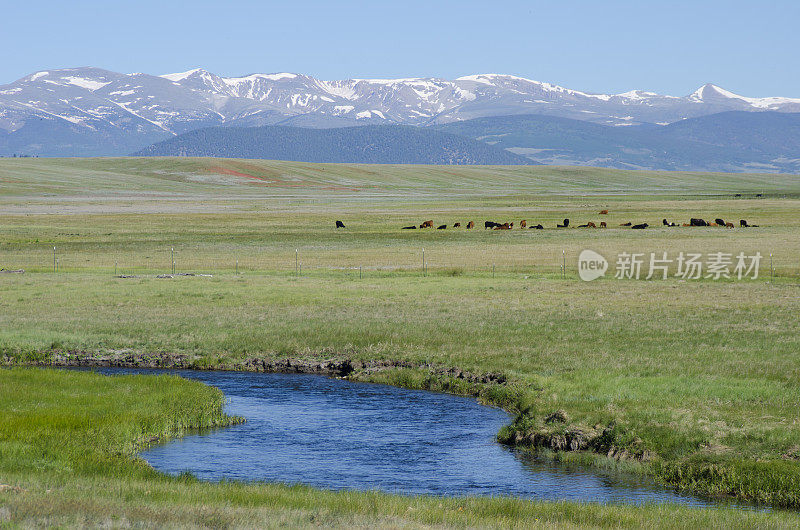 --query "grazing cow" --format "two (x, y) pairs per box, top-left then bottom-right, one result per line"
(335, 220), (345, 229)
(520, 220), (527, 228)
(740, 219), (759, 227)
(599, 210), (609, 215)
(663, 219), (677, 227)
(453, 222), (461, 228)
(494, 222), (512, 230)
(709, 222), (718, 227)
(725, 222), (734, 228)
(420, 220), (434, 228)
(631, 223), (648, 229)
(529, 224), (544, 229)
(599, 221), (607, 228)
(437, 224), (447, 230)
(466, 221), (475, 229)
(557, 218), (570, 228)
(715, 218), (726, 226)
(690, 218), (708, 227)
(485, 221), (500, 229)
(402, 225), (417, 229)
(620, 222), (632, 226)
